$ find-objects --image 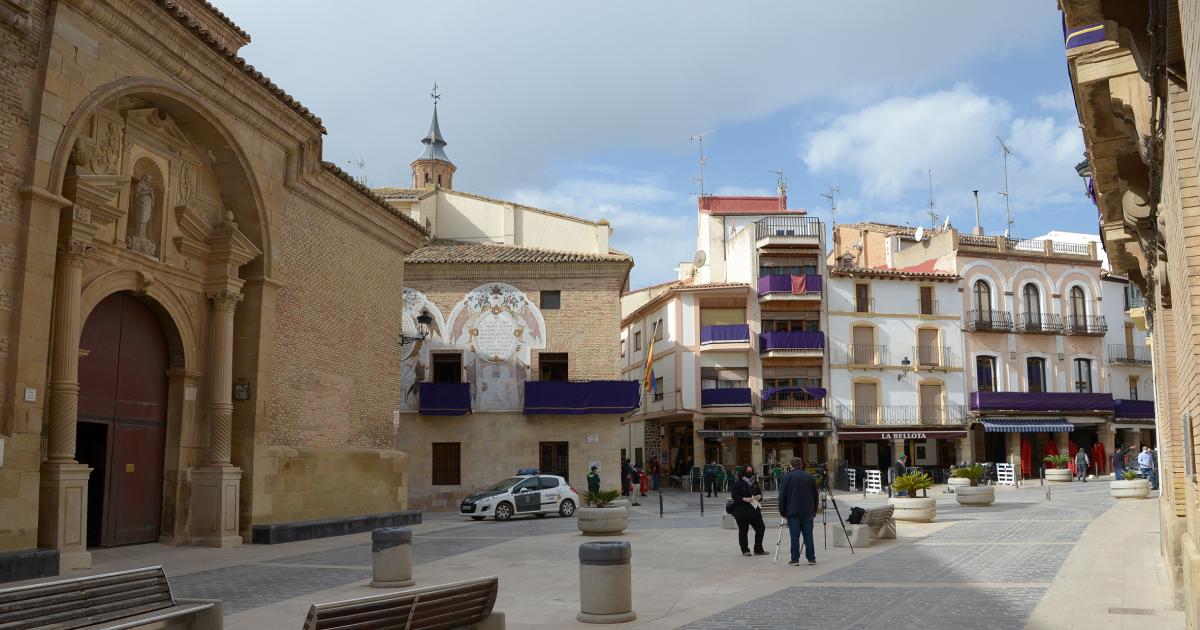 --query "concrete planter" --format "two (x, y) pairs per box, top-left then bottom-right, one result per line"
(1110, 479), (1151, 499)
(1045, 468), (1073, 483)
(954, 485), (995, 506)
(947, 477), (972, 490)
(577, 506), (629, 536)
(889, 497), (936, 522)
